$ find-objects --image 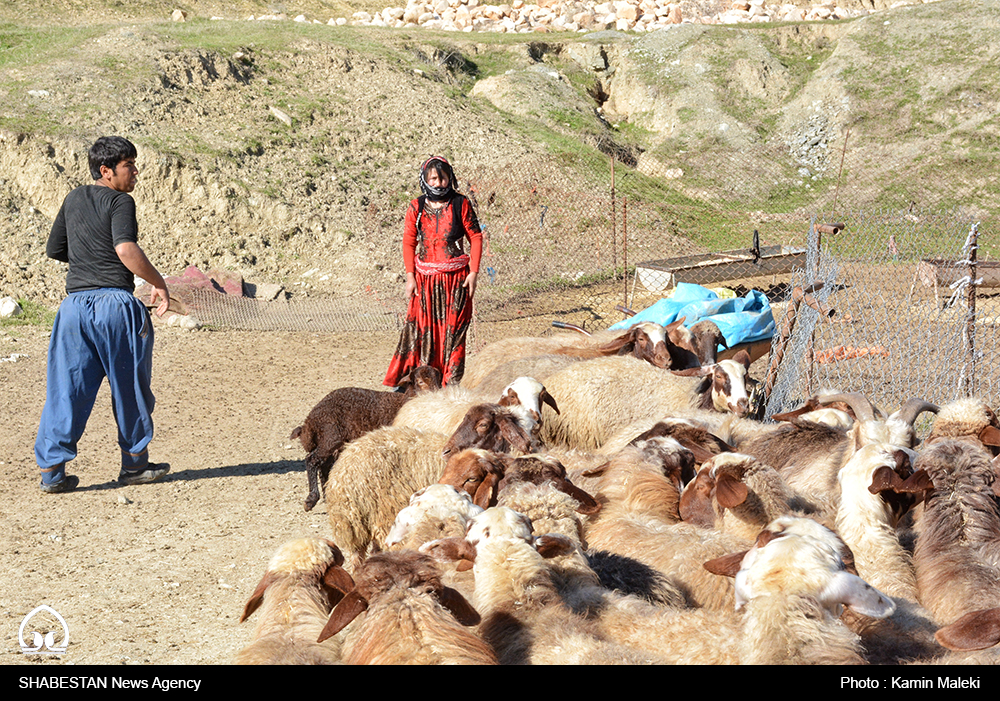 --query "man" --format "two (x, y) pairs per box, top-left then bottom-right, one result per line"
(35, 136), (170, 493)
